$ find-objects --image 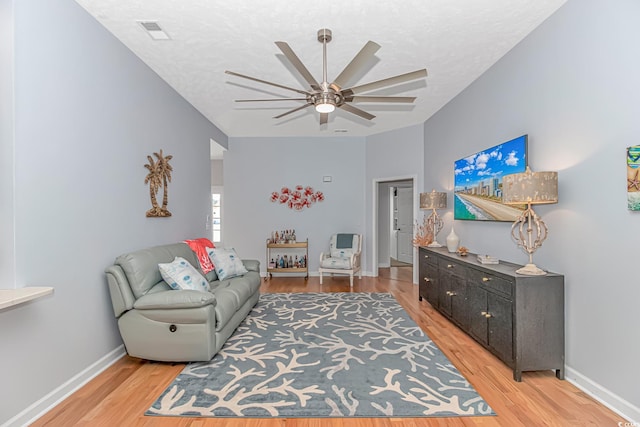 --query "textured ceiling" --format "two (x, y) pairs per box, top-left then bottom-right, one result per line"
(74, 0), (566, 138)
